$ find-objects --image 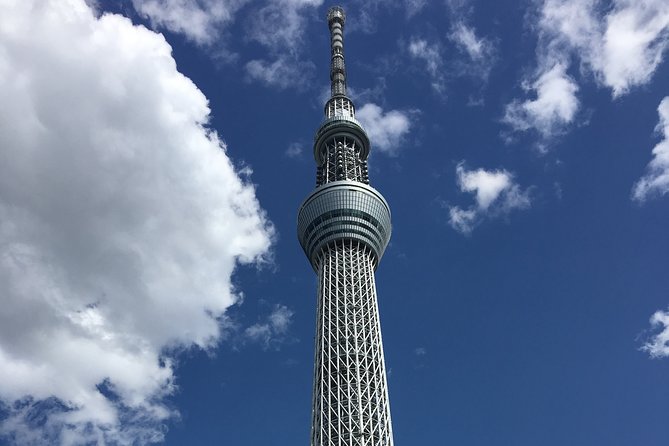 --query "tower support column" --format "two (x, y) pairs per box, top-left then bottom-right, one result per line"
(311, 240), (394, 446)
